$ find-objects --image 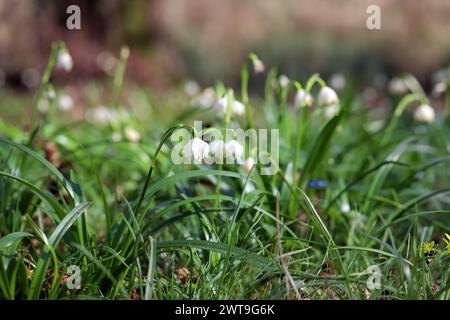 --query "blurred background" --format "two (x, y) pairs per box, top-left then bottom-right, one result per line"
(0, 0), (449, 116)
